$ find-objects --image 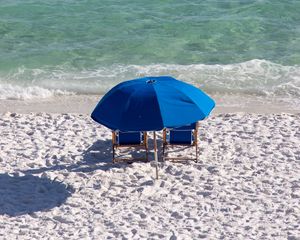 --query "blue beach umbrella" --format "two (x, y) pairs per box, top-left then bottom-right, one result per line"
(91, 76), (215, 178)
